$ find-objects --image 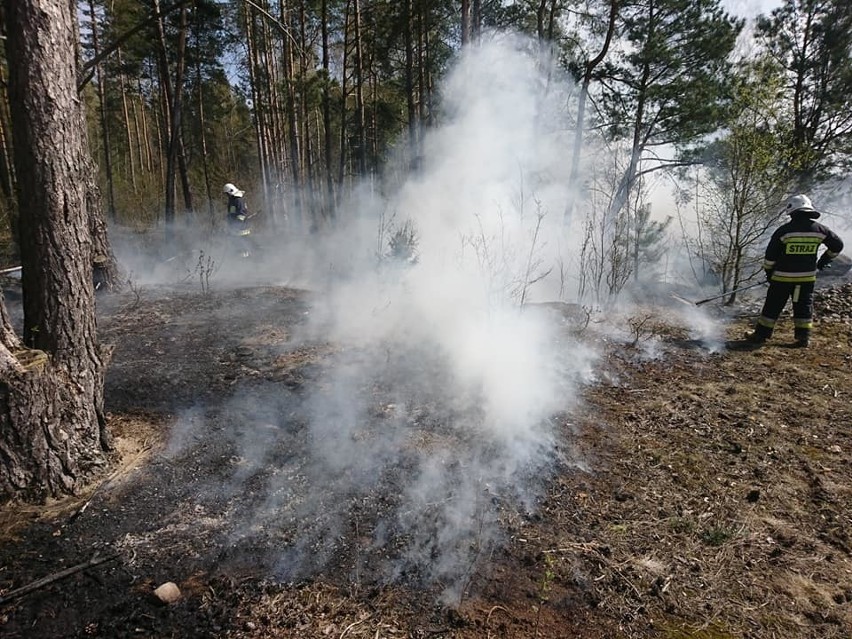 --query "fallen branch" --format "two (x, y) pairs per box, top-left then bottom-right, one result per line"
(0, 553), (119, 606)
